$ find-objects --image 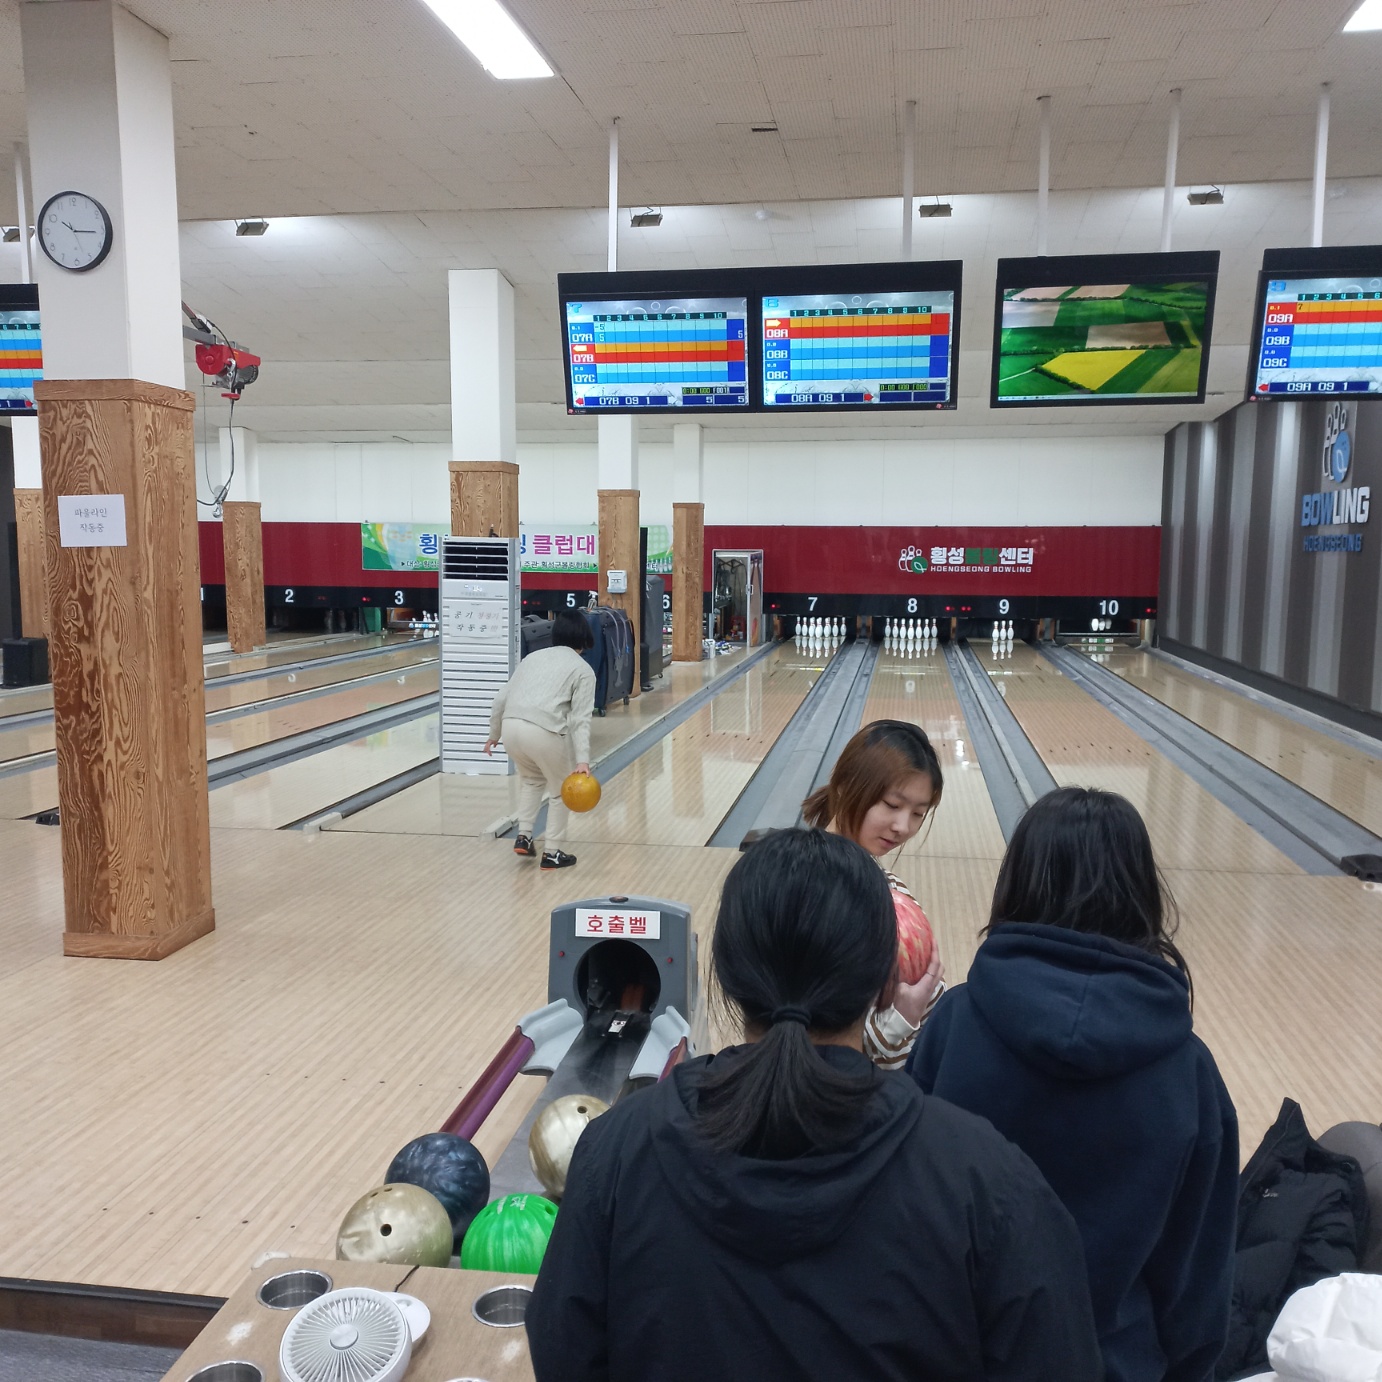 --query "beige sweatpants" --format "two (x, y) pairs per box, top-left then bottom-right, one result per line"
(503, 717), (572, 847)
